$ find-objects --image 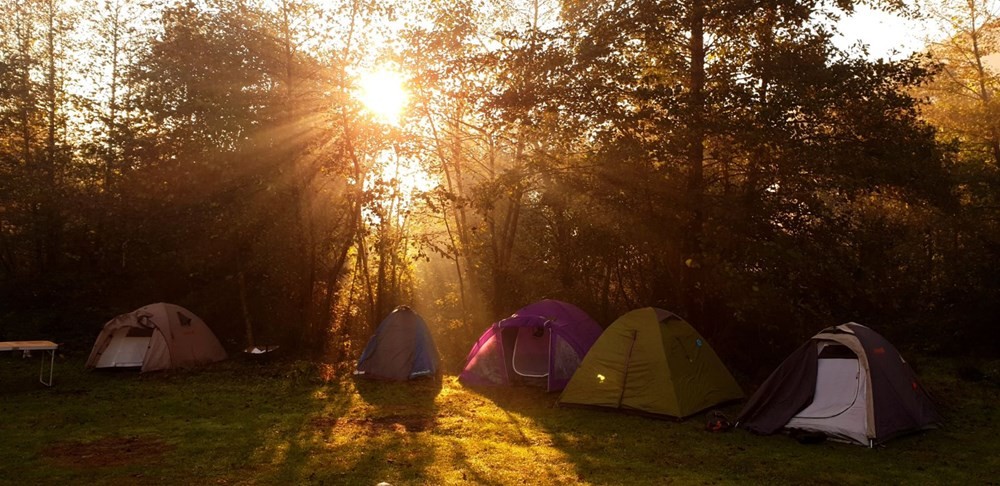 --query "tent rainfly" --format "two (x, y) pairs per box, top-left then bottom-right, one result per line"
(459, 299), (602, 392)
(86, 303), (227, 372)
(559, 307), (744, 418)
(736, 322), (940, 446)
(355, 306), (440, 381)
